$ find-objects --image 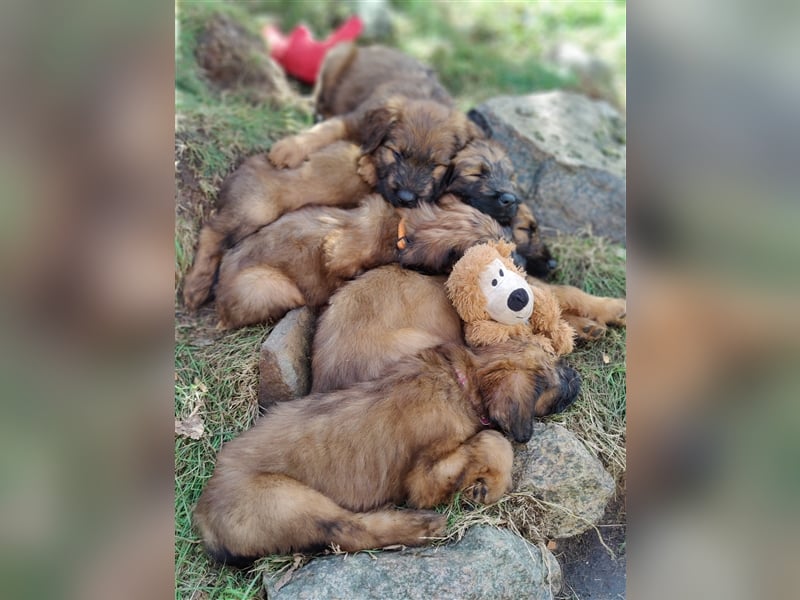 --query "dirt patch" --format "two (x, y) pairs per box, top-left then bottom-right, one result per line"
(195, 13), (297, 105)
(556, 492), (626, 599)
